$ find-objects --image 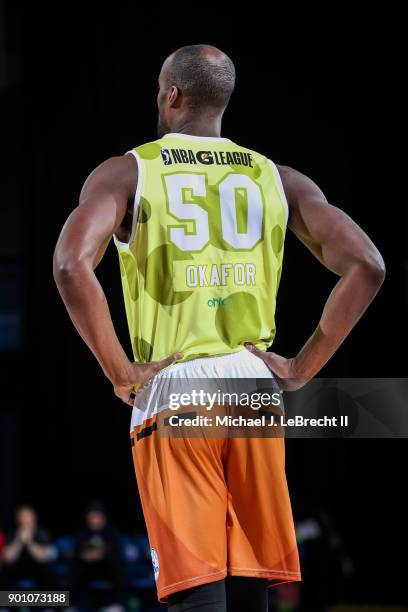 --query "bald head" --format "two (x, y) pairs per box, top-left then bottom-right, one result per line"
(162, 44), (236, 109)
